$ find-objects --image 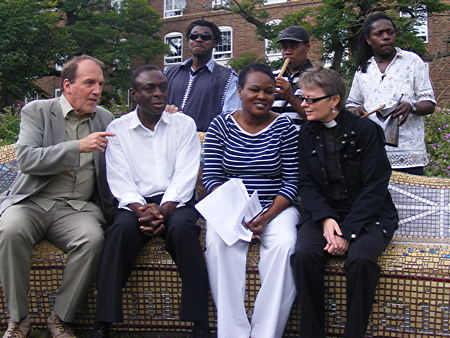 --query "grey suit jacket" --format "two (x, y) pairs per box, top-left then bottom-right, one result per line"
(0, 97), (116, 222)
